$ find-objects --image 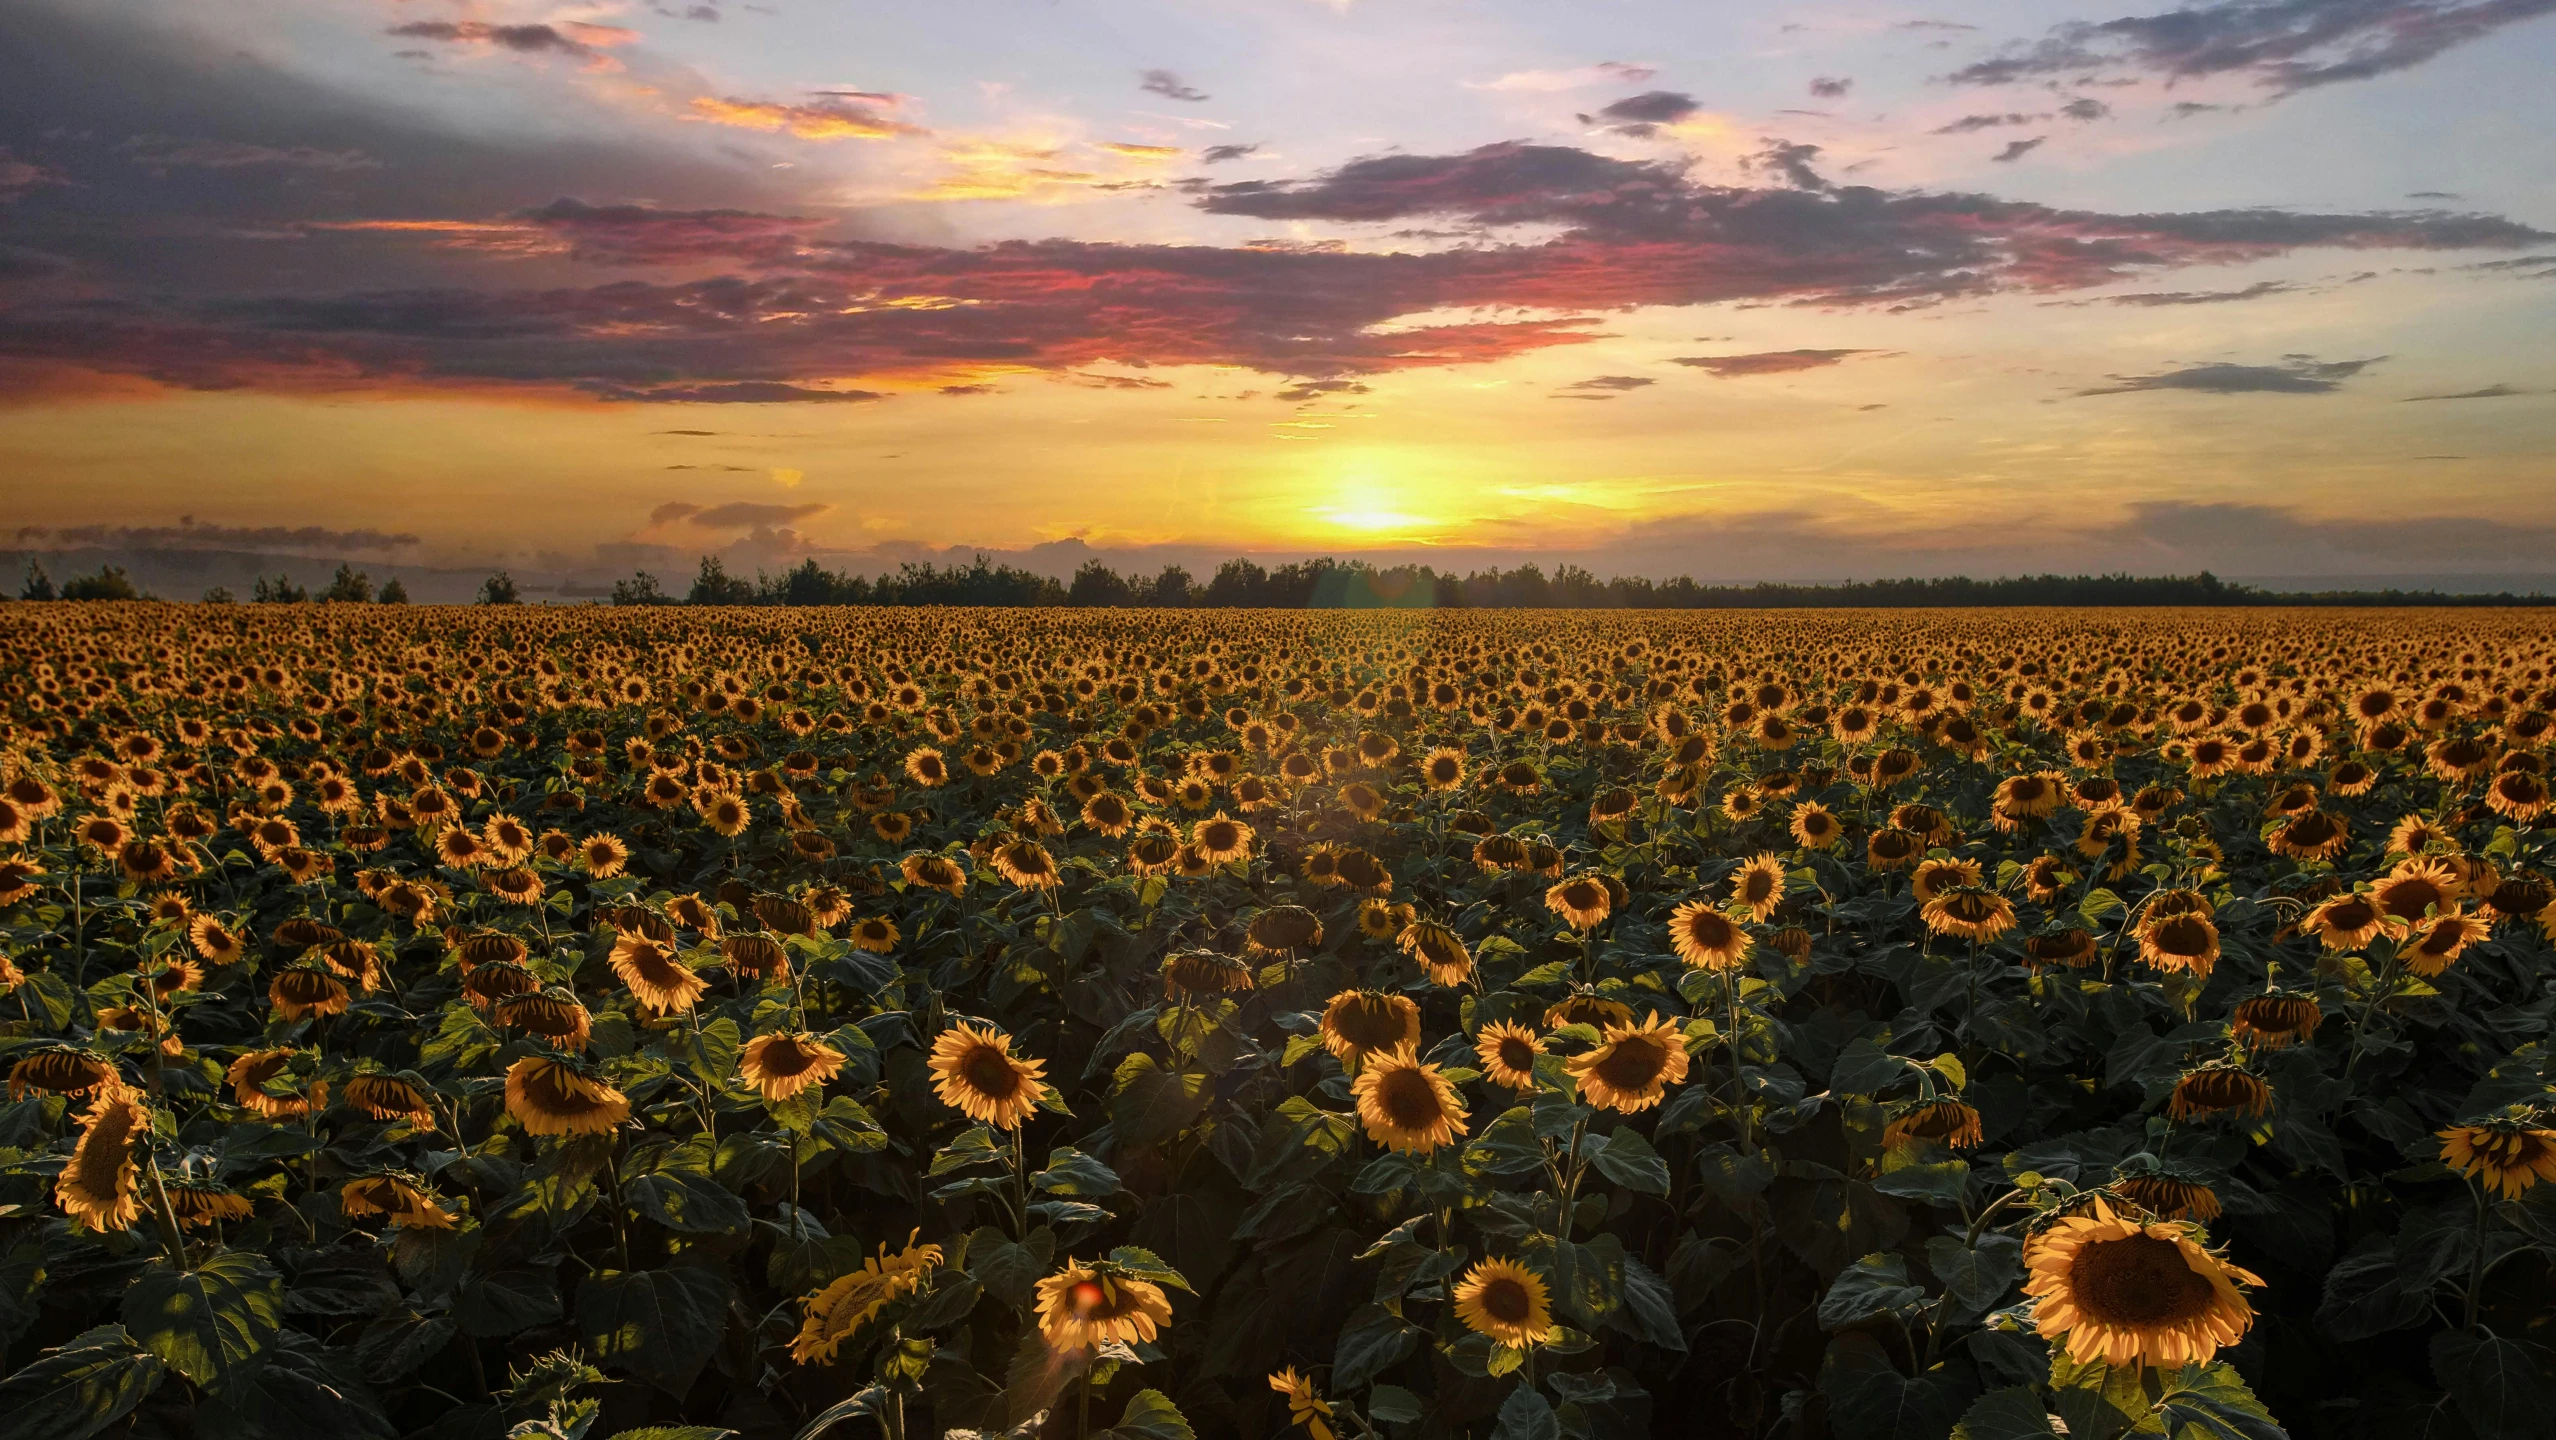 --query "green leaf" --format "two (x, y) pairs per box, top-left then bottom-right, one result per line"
(1106, 1244), (1194, 1293)
(1490, 1385), (1560, 1440)
(577, 1266), (733, 1397)
(454, 1265), (563, 1337)
(1111, 1053), (1209, 1147)
(1463, 1106), (1548, 1177)
(2047, 1353), (2153, 1440)
(2080, 889), (2125, 923)
(2431, 1330), (2556, 1440)
(792, 1387), (887, 1440)
(929, 1125), (1009, 1176)
(2153, 1363), (2286, 1440)
(1034, 1146), (1123, 1197)
(1830, 1038), (1908, 1096)
(623, 1170), (752, 1234)
(353, 1308), (455, 1385)
(806, 1095), (888, 1155)
(1367, 1385), (1424, 1424)
(1821, 1331), (1973, 1440)
(1872, 1159), (1970, 1207)
(1099, 1388), (1195, 1440)
(686, 1017), (742, 1090)
(121, 1250), (285, 1396)
(968, 1225), (1055, 1310)
(0, 1324), (166, 1440)
(1952, 1387), (2059, 1440)
(194, 1329), (394, 1440)
(1590, 1127), (1671, 1195)
(1925, 1234), (2022, 1321)
(1332, 1303), (1424, 1391)
(1818, 1253), (1928, 1330)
